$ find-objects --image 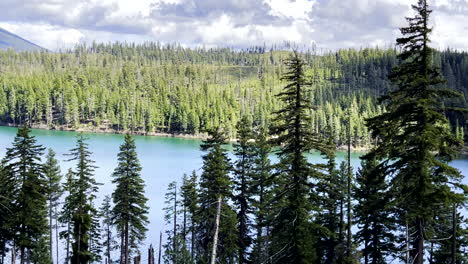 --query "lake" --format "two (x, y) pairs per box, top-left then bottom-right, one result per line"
(0, 126), (466, 262)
